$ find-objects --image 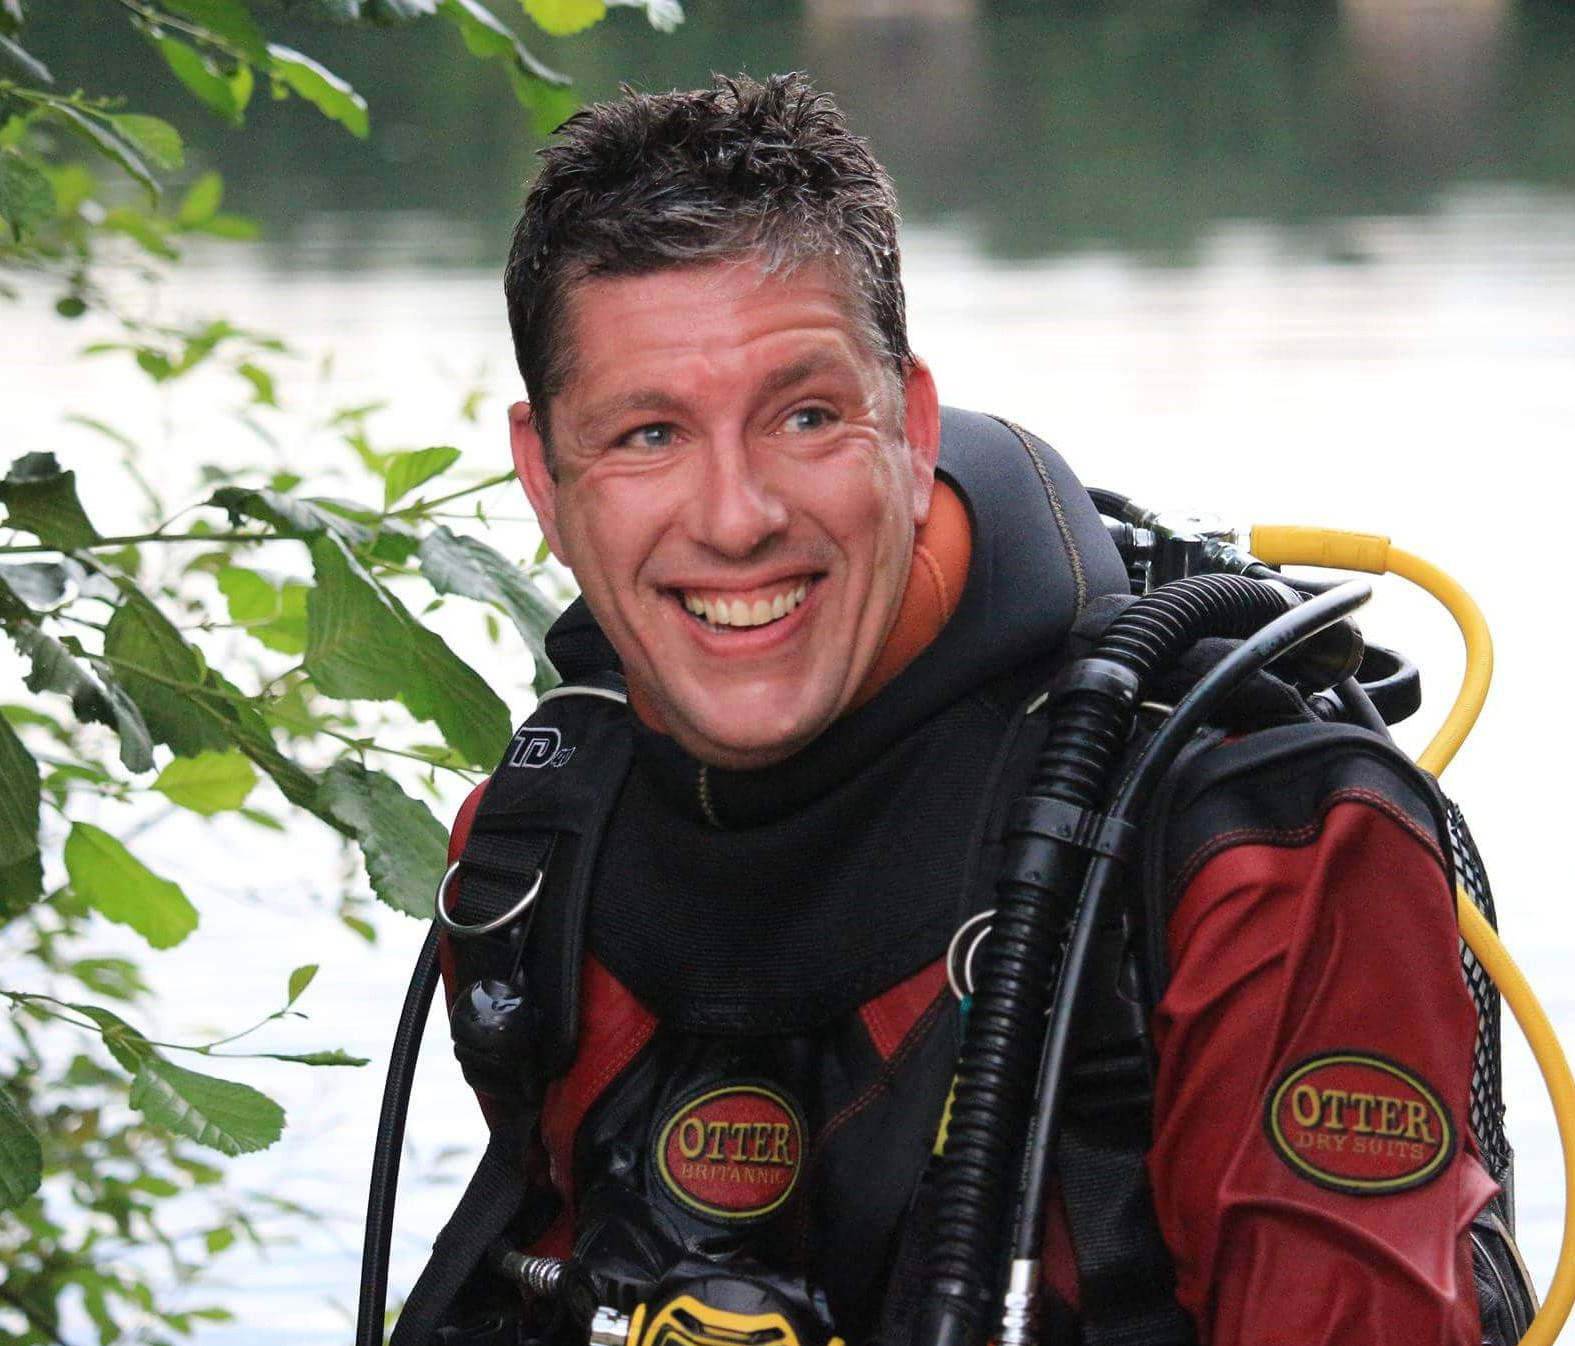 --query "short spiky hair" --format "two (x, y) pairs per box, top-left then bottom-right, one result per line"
(504, 72), (911, 448)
